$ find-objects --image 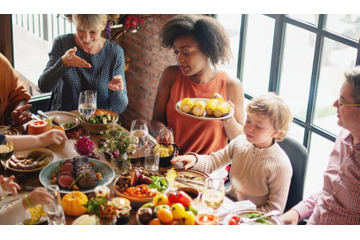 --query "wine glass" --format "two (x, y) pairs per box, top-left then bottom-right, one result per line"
(43, 185), (66, 225)
(0, 135), (14, 176)
(201, 177), (225, 214)
(129, 119), (149, 167)
(78, 90), (97, 135)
